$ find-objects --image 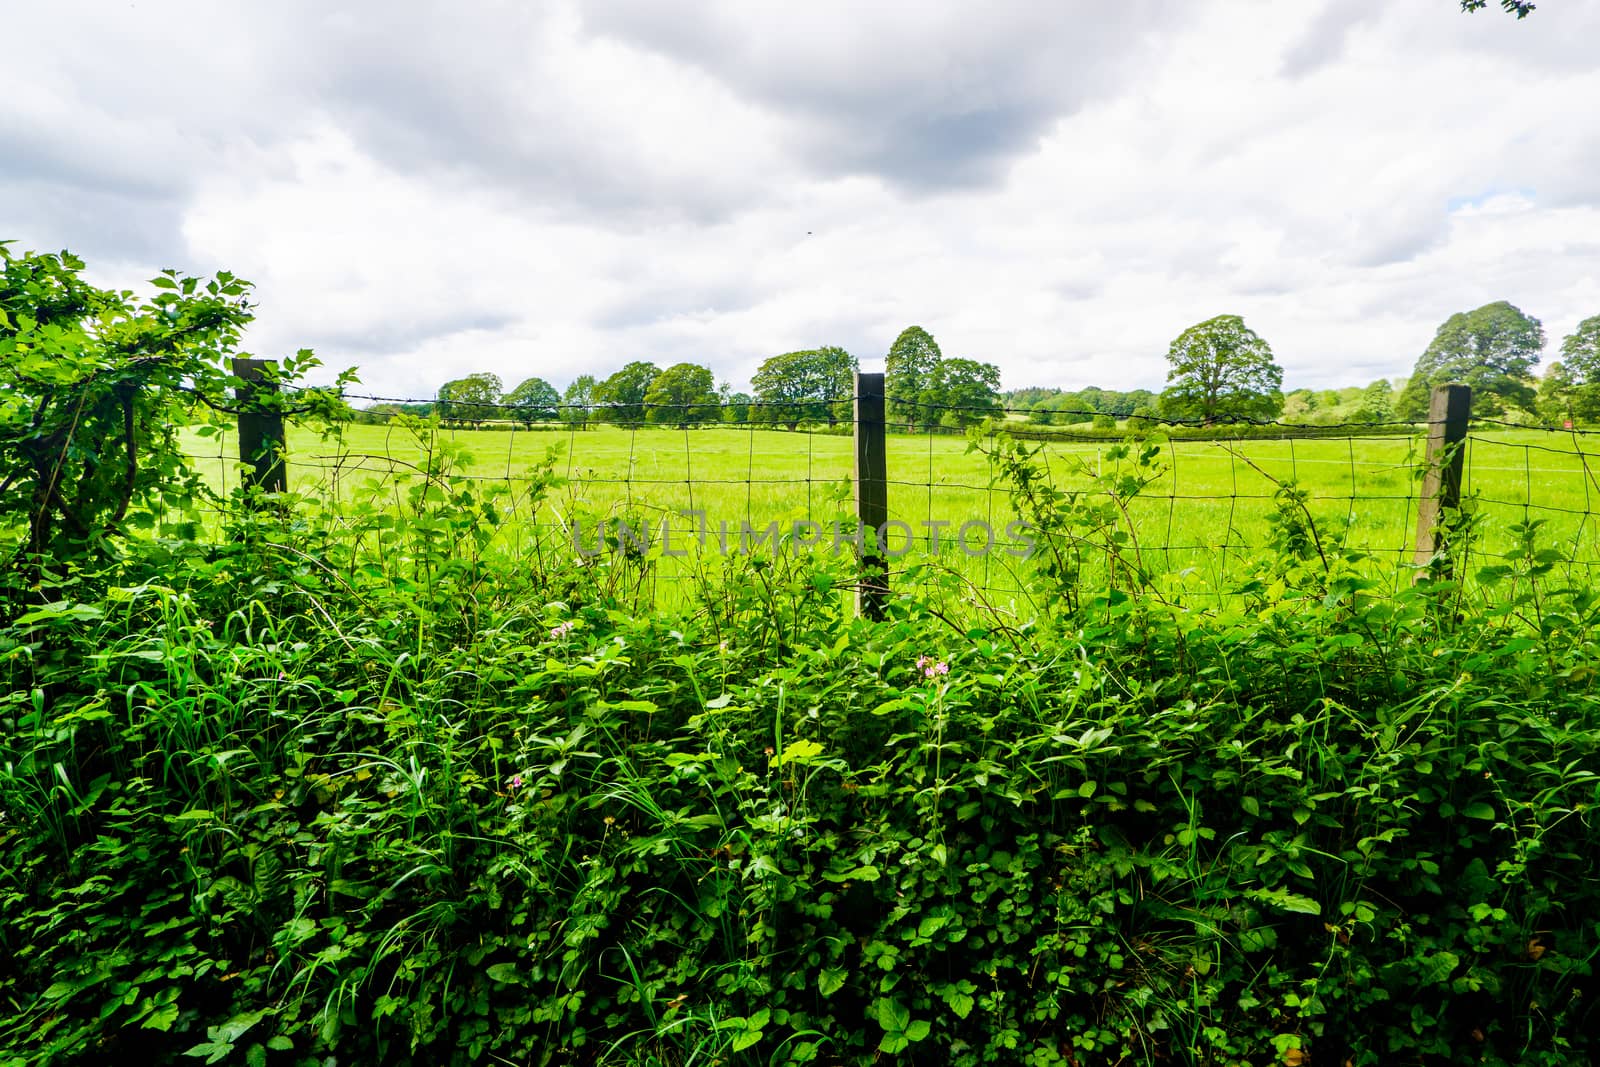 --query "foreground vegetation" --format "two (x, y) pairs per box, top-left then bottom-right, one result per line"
(6, 249), (1599, 1065)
